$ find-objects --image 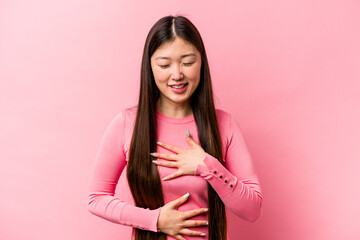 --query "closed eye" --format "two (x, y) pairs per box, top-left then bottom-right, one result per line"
(183, 62), (194, 66)
(160, 65), (169, 69)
